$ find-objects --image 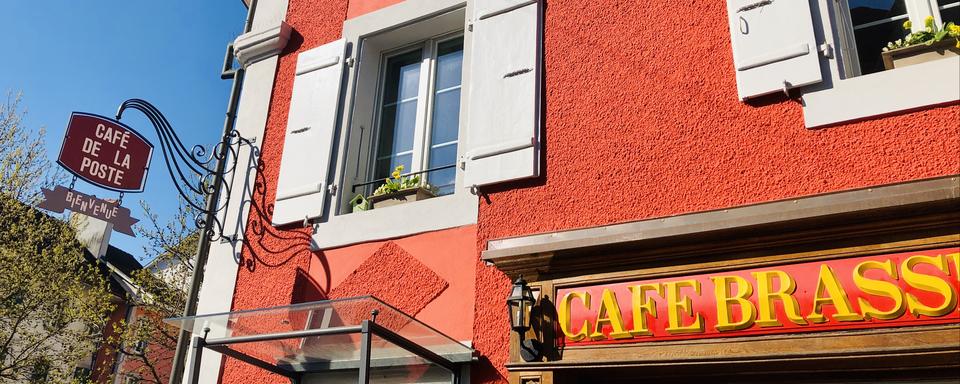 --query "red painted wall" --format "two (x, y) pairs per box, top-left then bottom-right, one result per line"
(223, 0), (960, 383)
(115, 307), (175, 384)
(471, 0), (959, 382)
(311, 226), (477, 341)
(90, 302), (128, 383)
